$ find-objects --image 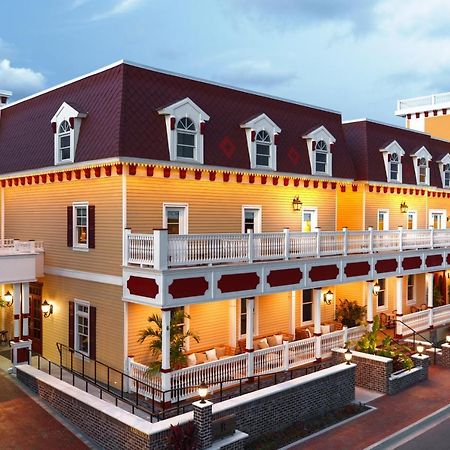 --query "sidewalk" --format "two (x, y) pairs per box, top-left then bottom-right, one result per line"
(0, 357), (90, 450)
(291, 365), (450, 449)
